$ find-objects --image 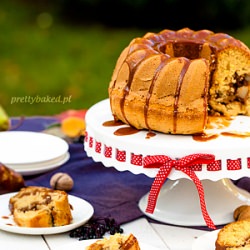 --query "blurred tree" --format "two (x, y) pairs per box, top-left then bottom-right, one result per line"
(56, 0), (250, 31)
